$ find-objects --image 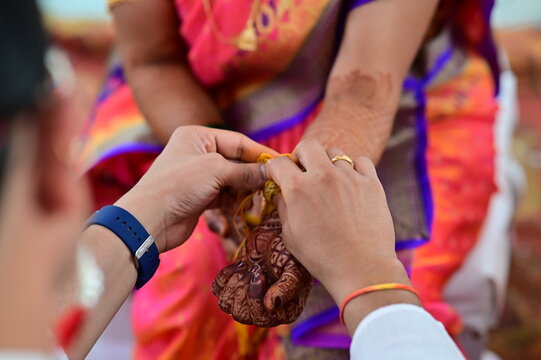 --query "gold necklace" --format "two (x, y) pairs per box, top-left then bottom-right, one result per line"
(203, 0), (262, 51)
